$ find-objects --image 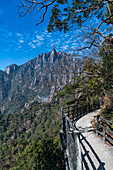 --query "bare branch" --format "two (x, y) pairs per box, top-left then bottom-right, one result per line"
(36, 6), (48, 25)
(18, 0), (56, 25)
